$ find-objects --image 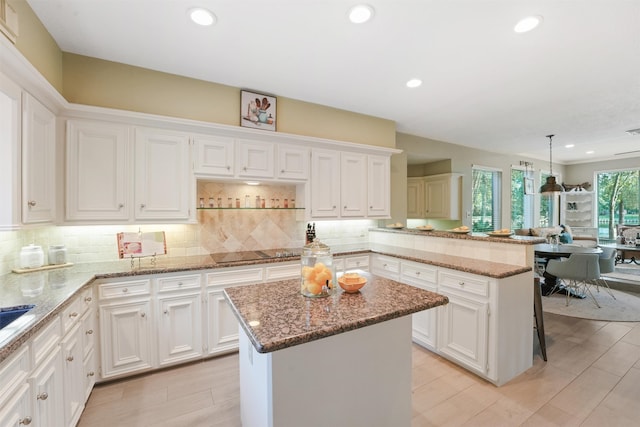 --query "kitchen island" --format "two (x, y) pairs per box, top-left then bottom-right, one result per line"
(224, 271), (449, 427)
